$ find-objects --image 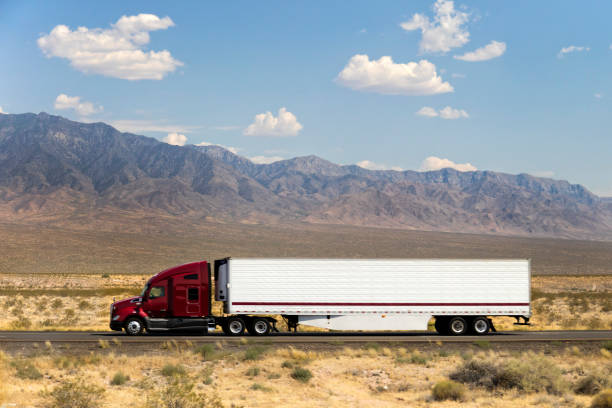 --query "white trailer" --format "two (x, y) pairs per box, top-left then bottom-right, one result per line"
(214, 258), (531, 335)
